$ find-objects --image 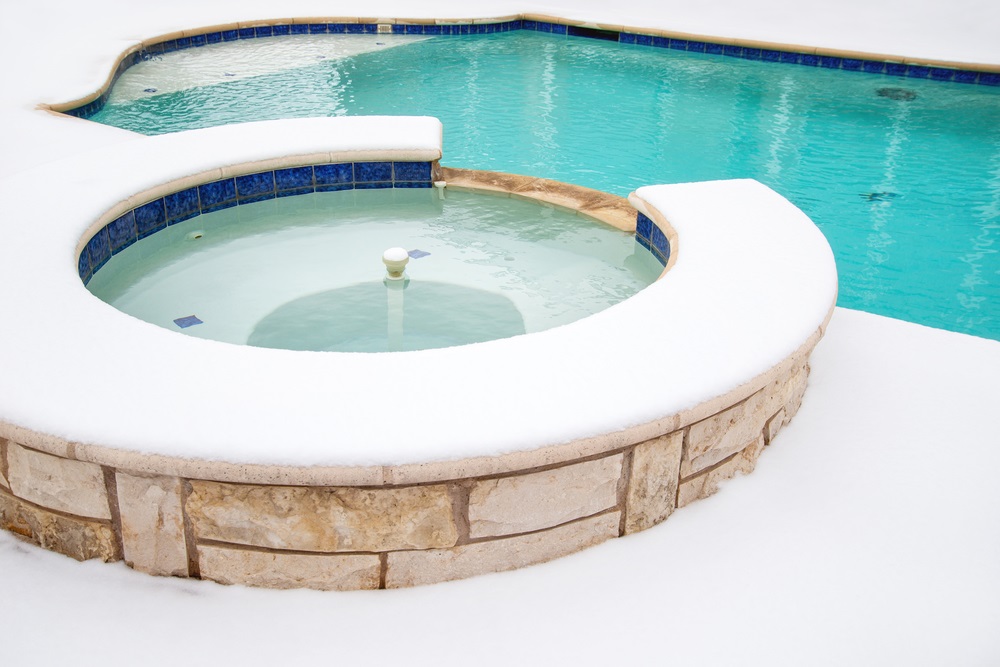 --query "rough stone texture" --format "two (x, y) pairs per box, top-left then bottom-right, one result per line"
(0, 488), (118, 561)
(386, 511), (621, 588)
(197, 545), (381, 591)
(6, 443), (111, 519)
(678, 435), (766, 508)
(116, 472), (188, 577)
(764, 408), (787, 446)
(186, 481), (457, 552)
(0, 439), (9, 491)
(625, 432), (683, 534)
(468, 454), (622, 538)
(682, 361), (808, 477)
